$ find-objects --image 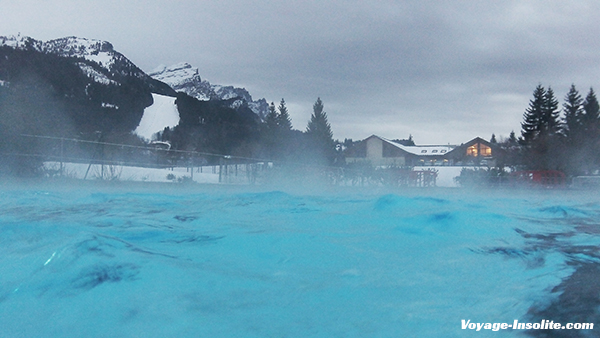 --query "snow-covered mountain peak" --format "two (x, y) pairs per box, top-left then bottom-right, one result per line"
(0, 35), (43, 51)
(44, 37), (115, 67)
(0, 35), (175, 96)
(1, 35), (124, 74)
(149, 62), (202, 91)
(45, 36), (114, 54)
(150, 62), (268, 119)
